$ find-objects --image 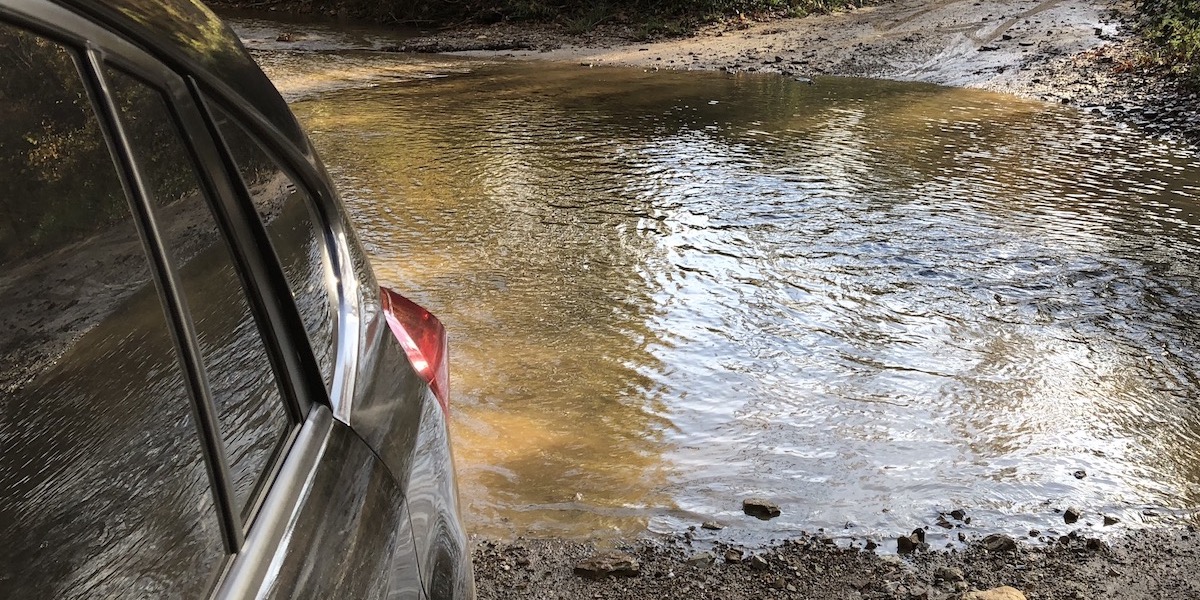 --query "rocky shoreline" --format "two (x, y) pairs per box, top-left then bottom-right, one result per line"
(474, 526), (1200, 599)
